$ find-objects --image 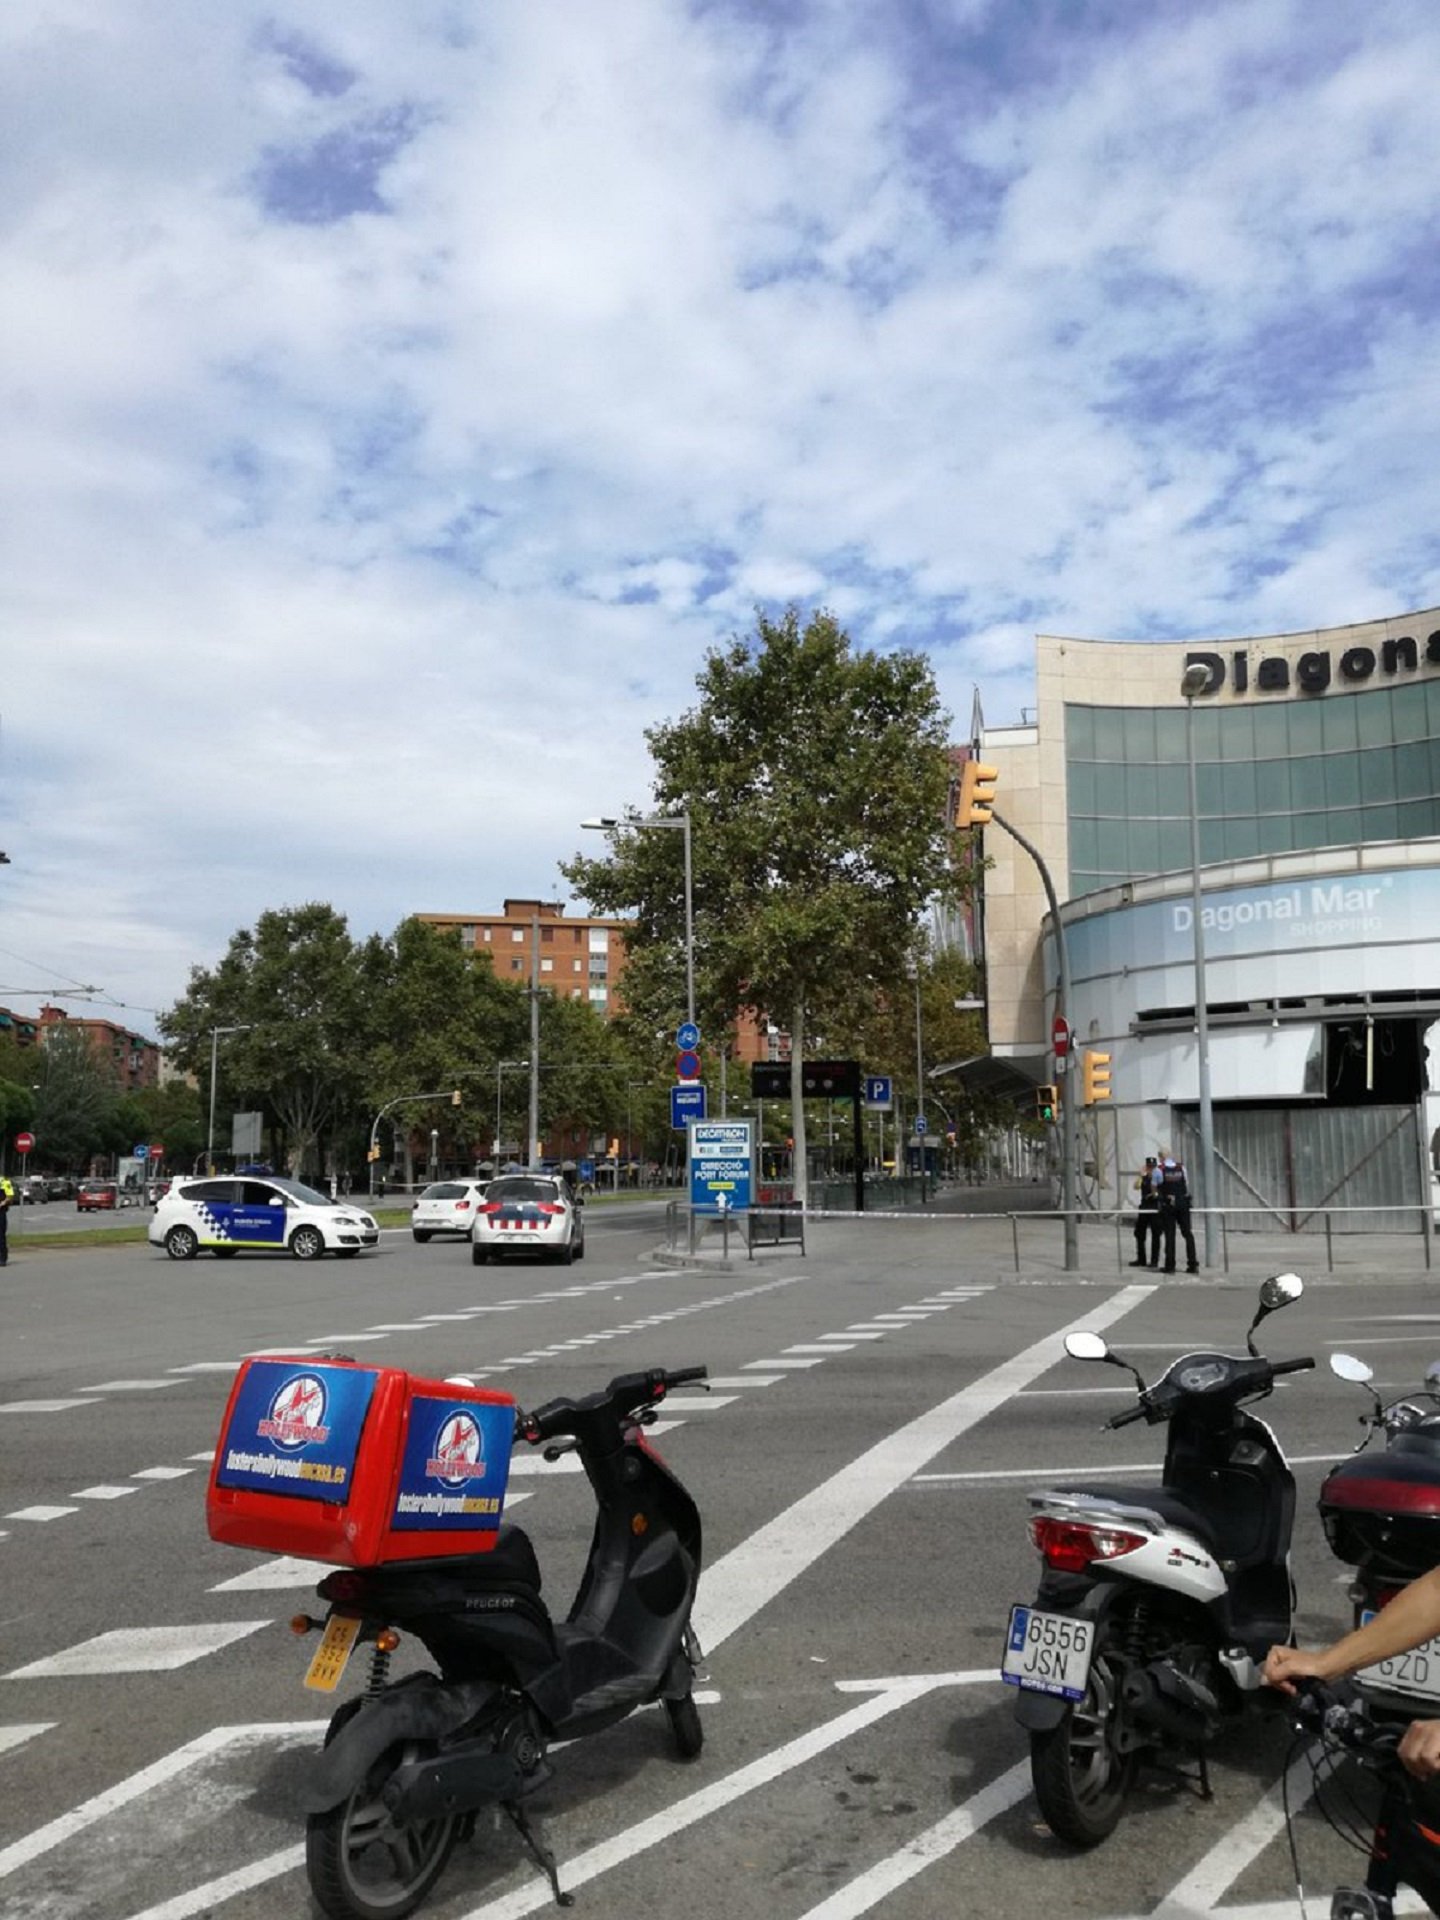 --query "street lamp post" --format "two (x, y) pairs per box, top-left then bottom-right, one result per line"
(581, 812), (694, 1029)
(1181, 662), (1220, 1267)
(494, 1060), (529, 1170)
(206, 1025), (253, 1174)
